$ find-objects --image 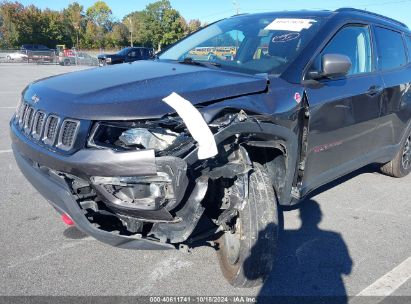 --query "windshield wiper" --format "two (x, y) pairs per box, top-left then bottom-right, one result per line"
(178, 57), (221, 68)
